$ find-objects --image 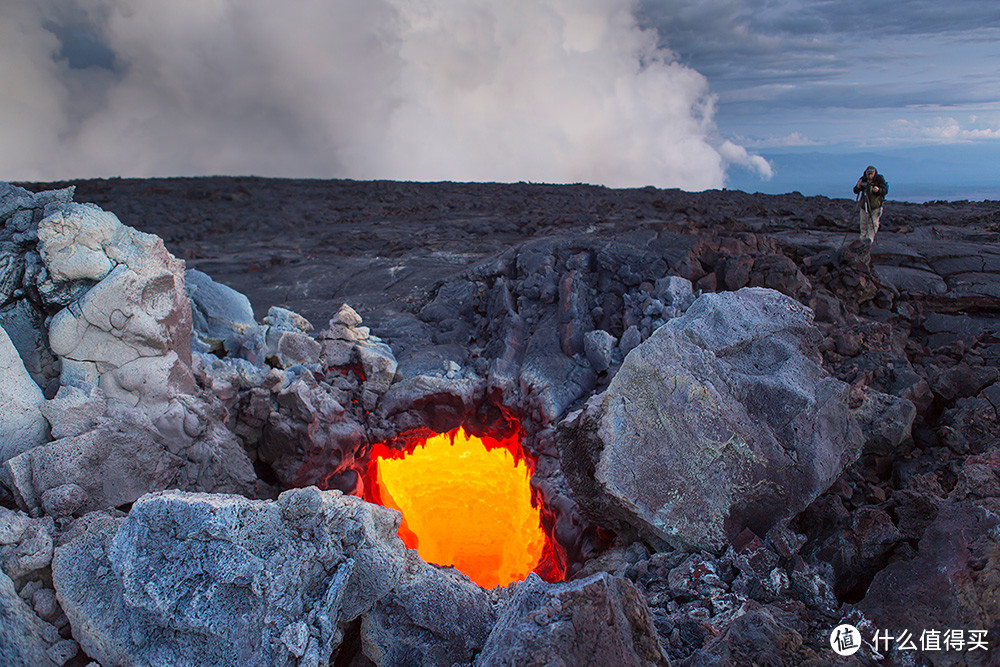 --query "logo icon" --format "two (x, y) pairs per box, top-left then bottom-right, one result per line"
(831, 624), (862, 656)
